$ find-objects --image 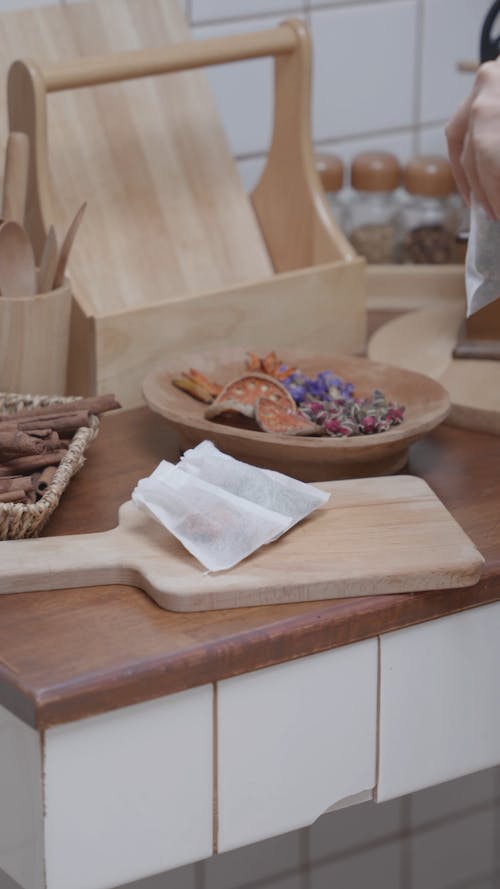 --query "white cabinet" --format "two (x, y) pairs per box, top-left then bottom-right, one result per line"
(0, 685), (213, 889)
(217, 638), (378, 852)
(0, 708), (44, 889)
(377, 601), (500, 802)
